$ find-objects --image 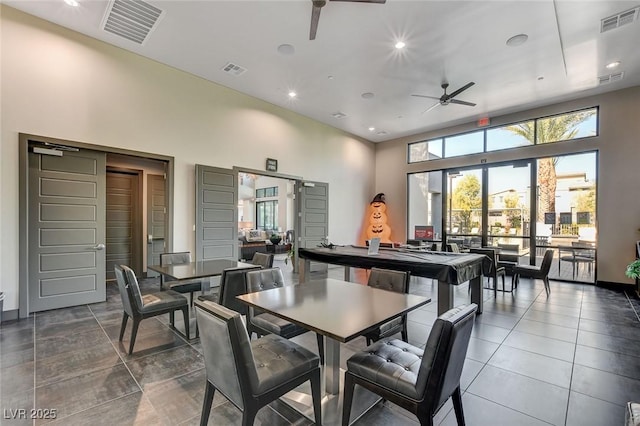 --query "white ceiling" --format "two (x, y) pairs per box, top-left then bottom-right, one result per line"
(5, 0), (640, 142)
